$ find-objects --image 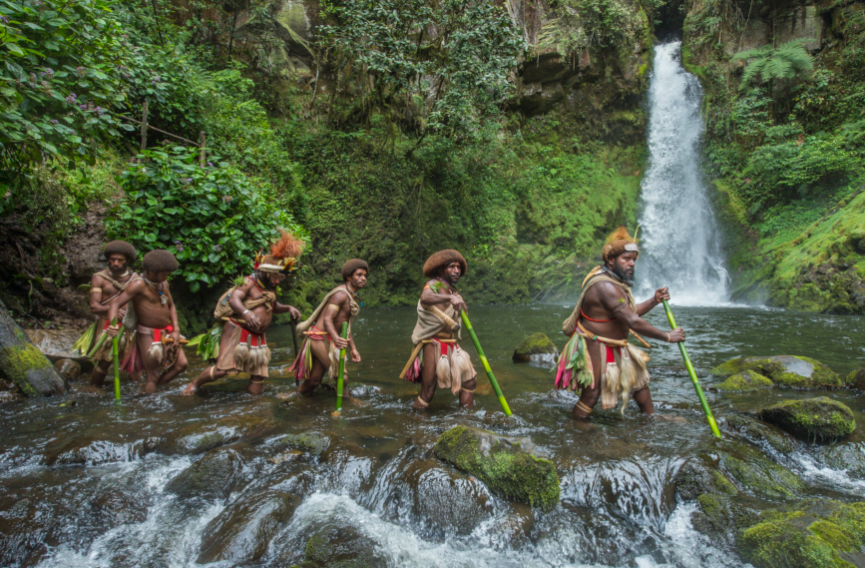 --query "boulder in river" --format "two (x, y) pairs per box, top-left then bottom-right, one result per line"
(718, 448), (805, 499)
(165, 447), (243, 501)
(724, 415), (795, 455)
(714, 370), (774, 392)
(279, 431), (330, 457)
(759, 397), (856, 443)
(512, 332), (558, 366)
(740, 499), (865, 568)
(297, 524), (389, 568)
(0, 302), (66, 396)
(159, 412), (278, 455)
(53, 358), (81, 382)
(846, 368), (865, 391)
(434, 425), (560, 510)
(813, 442), (865, 480)
(711, 355), (840, 389)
